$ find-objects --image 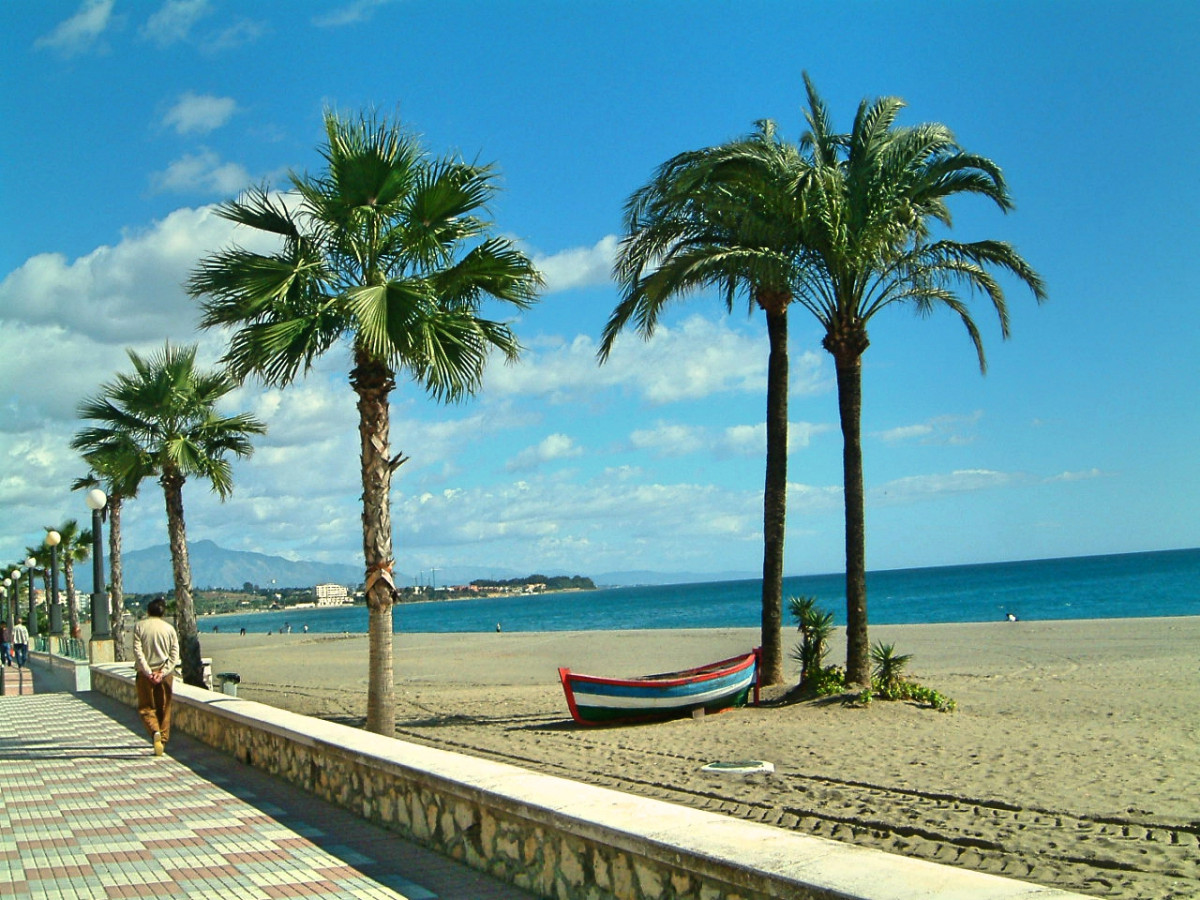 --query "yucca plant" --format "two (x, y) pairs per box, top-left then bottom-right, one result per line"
(870, 641), (913, 699)
(789, 595), (834, 687)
